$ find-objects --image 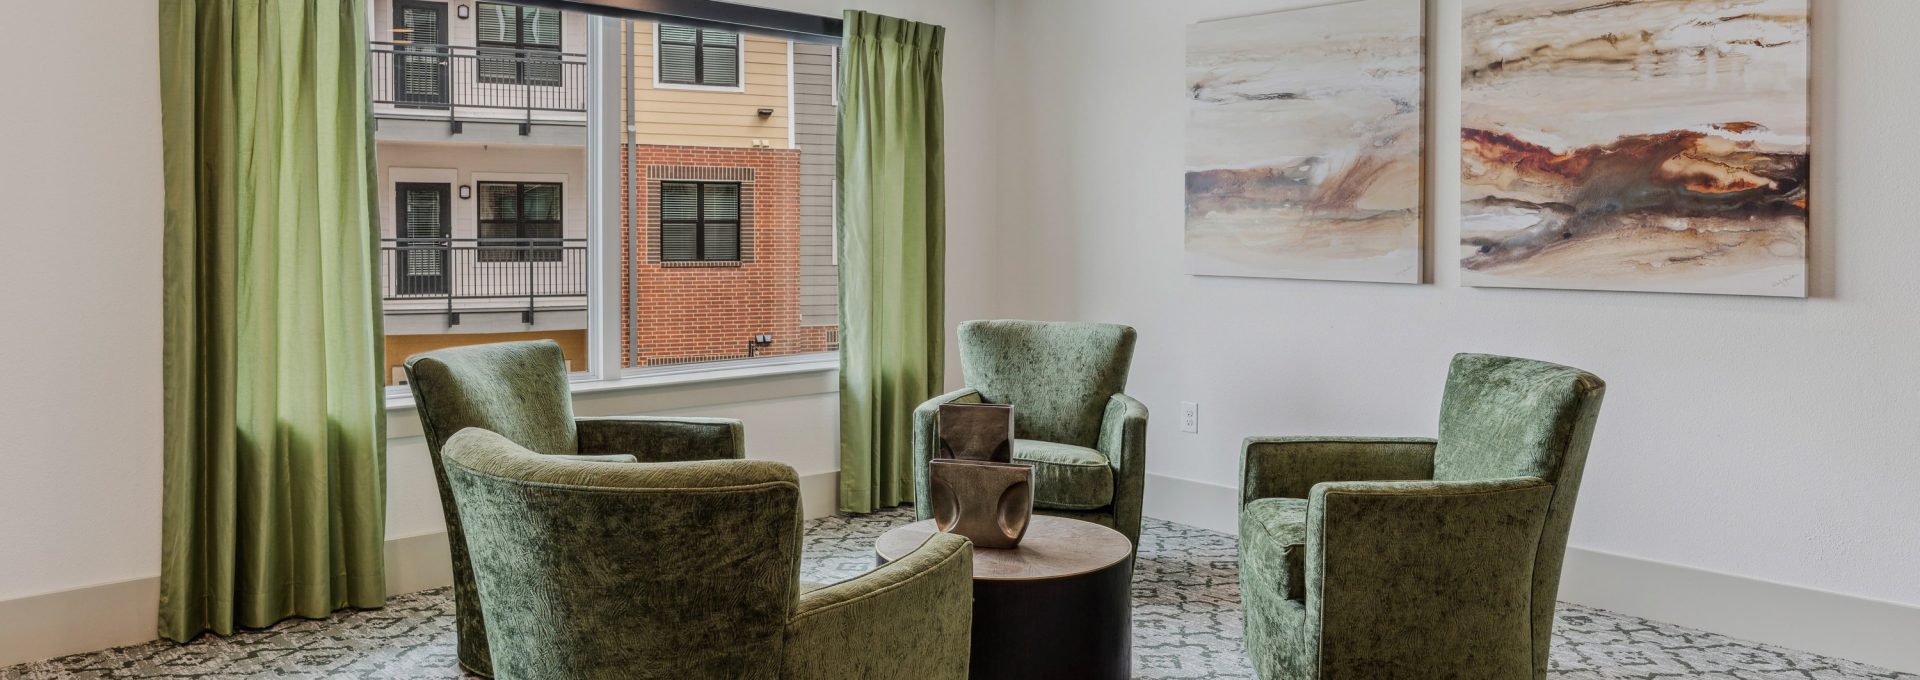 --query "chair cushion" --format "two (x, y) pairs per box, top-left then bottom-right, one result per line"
(1241, 497), (1309, 602)
(1014, 439), (1114, 510)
